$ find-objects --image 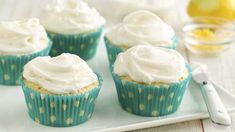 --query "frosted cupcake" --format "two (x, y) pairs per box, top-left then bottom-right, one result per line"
(0, 18), (52, 85)
(40, 0), (105, 60)
(105, 10), (177, 67)
(21, 53), (102, 127)
(112, 45), (191, 117)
